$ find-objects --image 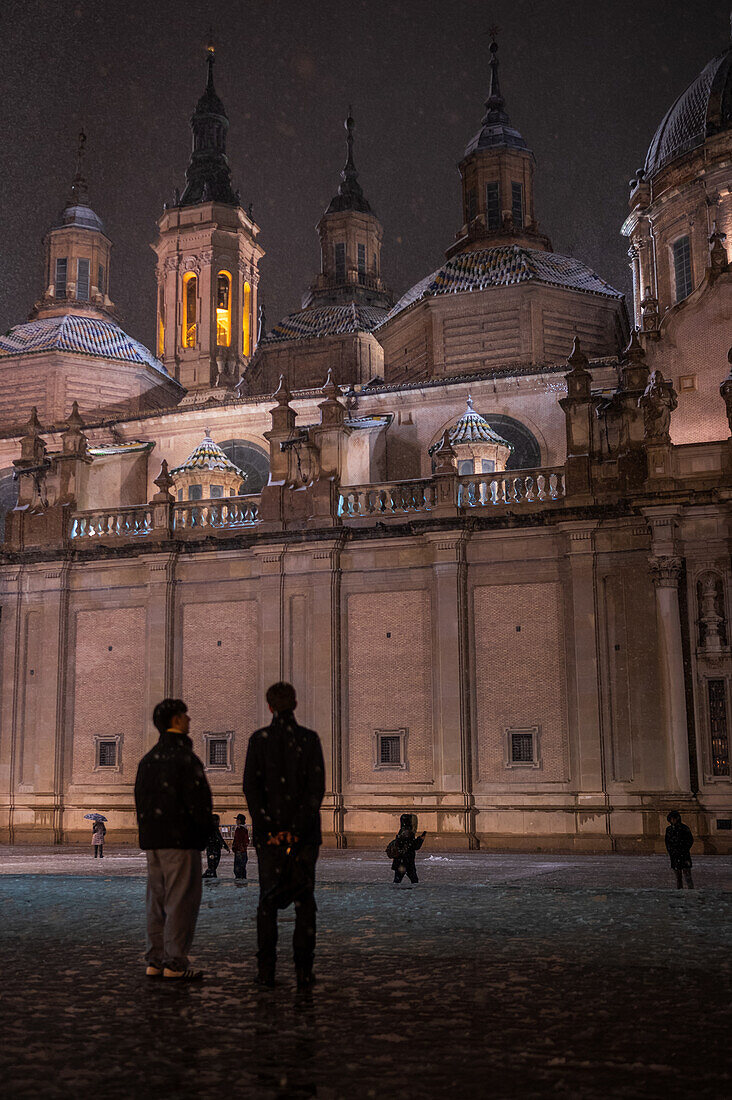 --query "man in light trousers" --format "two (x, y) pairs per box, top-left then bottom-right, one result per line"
(134, 699), (213, 981)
